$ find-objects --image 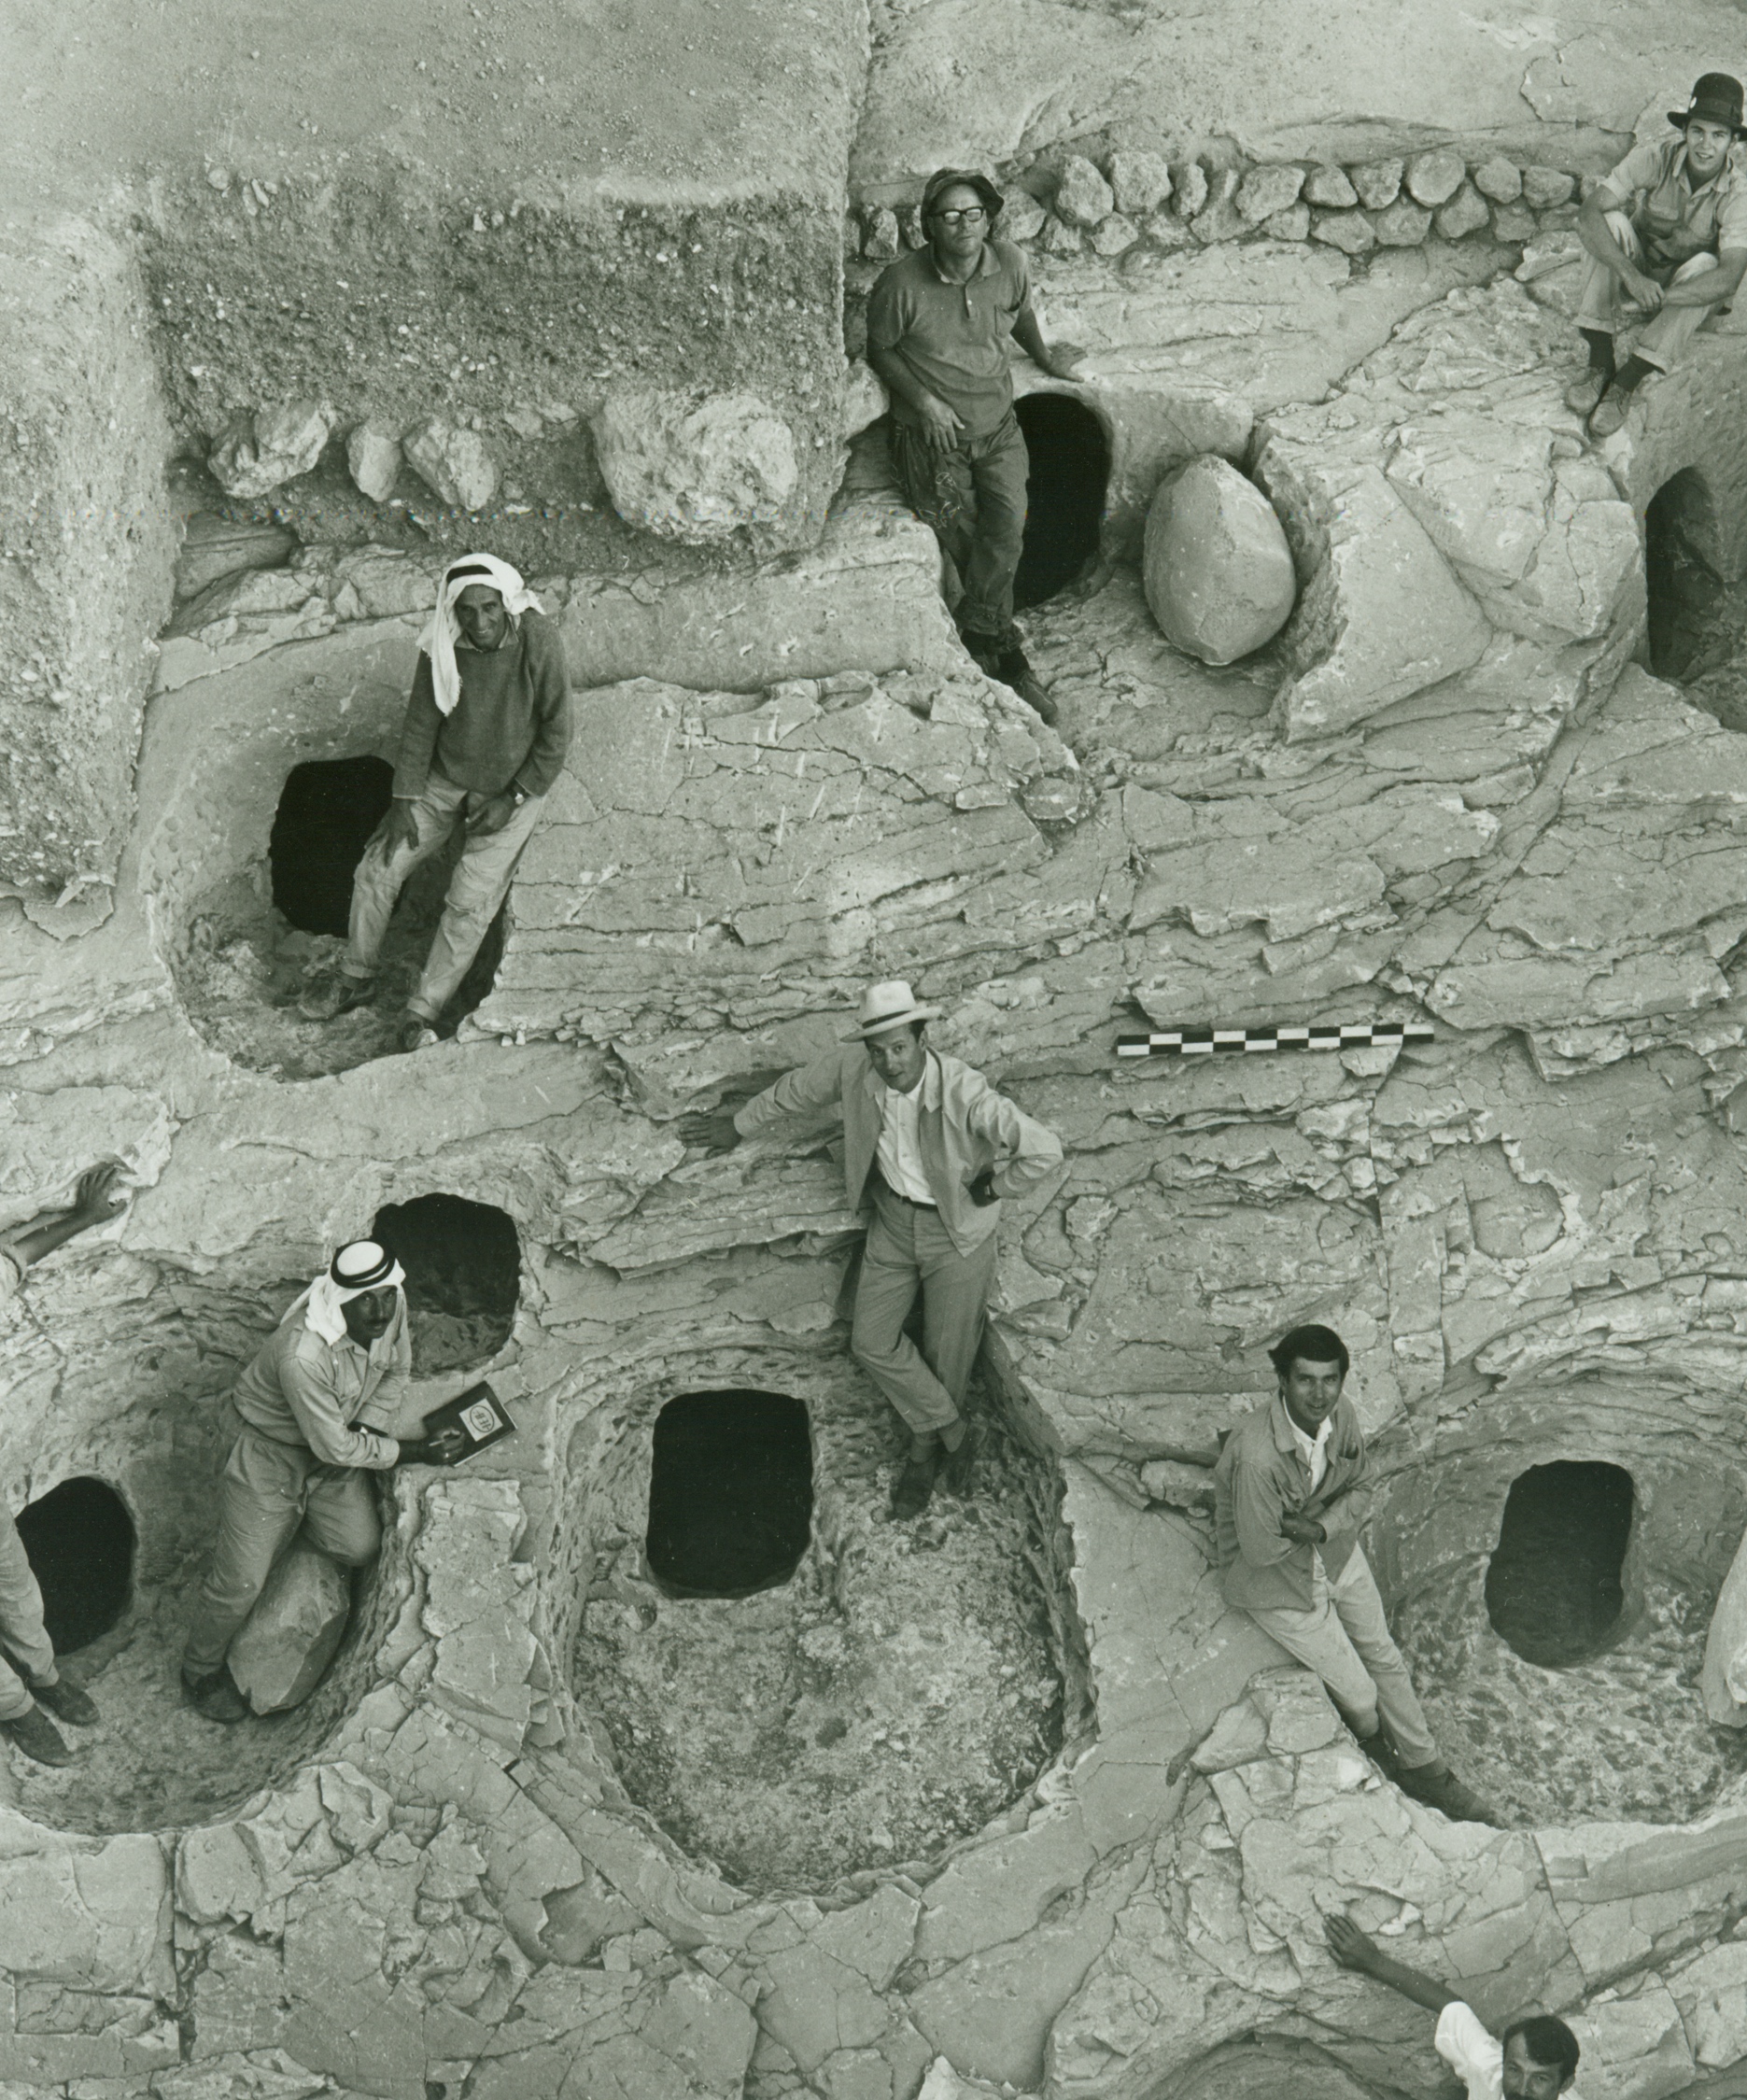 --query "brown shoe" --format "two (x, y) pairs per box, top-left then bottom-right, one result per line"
(940, 1422), (987, 1499)
(890, 1449), (938, 1520)
(30, 1678), (98, 1727)
(181, 1668), (250, 1725)
(299, 971), (375, 1022)
(1564, 369), (1610, 416)
(1, 1704), (72, 1766)
(1397, 1758), (1500, 1825)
